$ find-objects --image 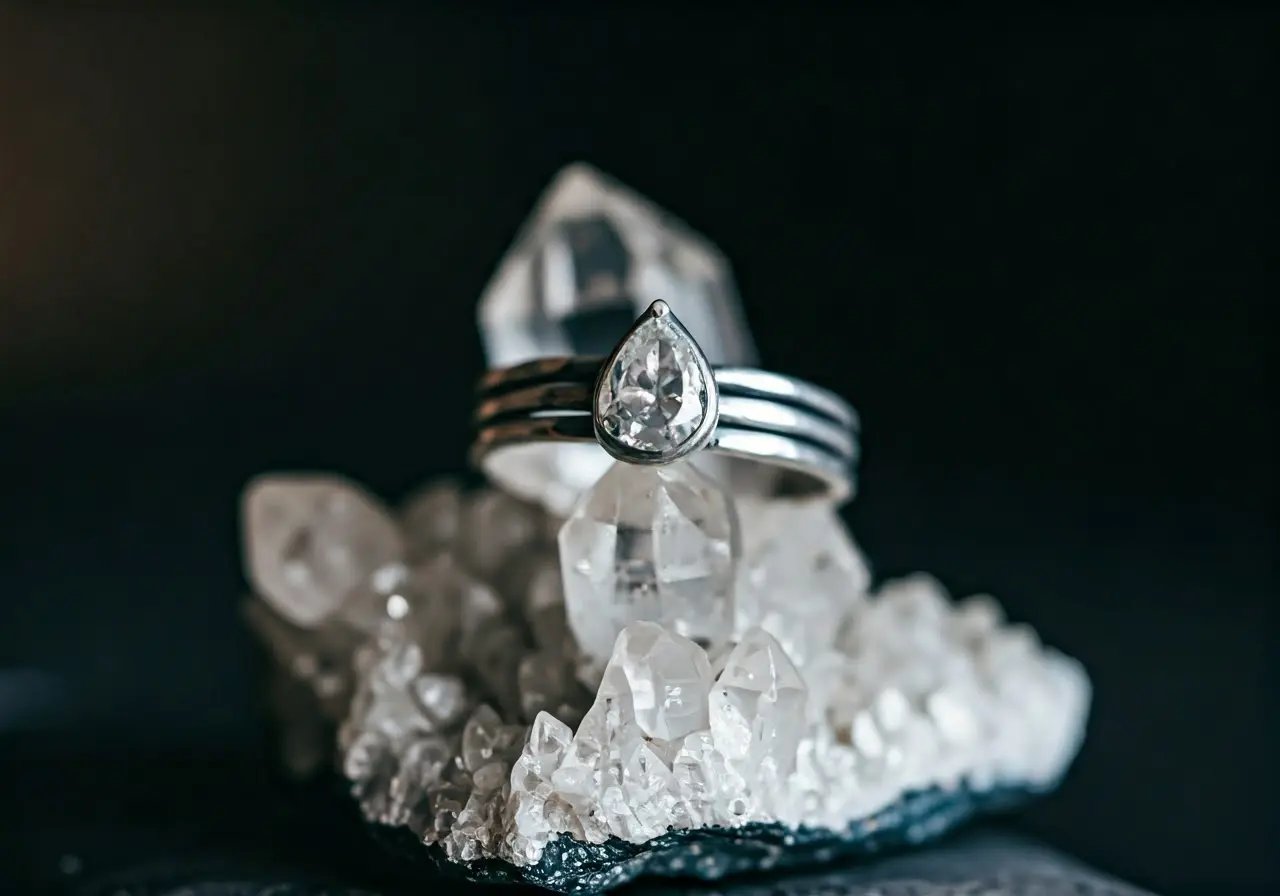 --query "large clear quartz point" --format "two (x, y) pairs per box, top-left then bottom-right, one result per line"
(476, 164), (759, 513)
(736, 498), (871, 668)
(479, 164), (756, 370)
(709, 627), (807, 780)
(558, 461), (739, 672)
(242, 474), (404, 627)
